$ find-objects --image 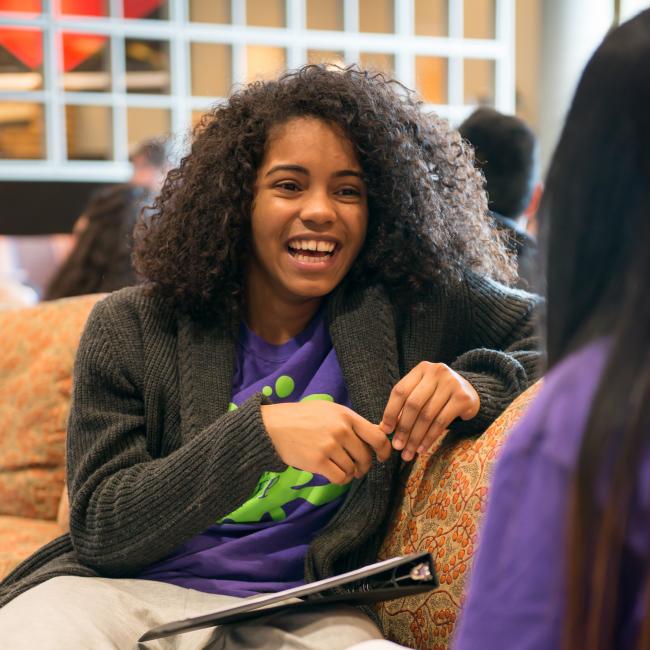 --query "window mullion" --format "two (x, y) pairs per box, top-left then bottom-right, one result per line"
(42, 0), (65, 164)
(494, 0), (515, 113)
(231, 0), (247, 85)
(110, 0), (127, 162)
(169, 0), (188, 138)
(287, 0), (306, 69)
(448, 0), (464, 108)
(395, 0), (414, 87)
(343, 0), (360, 65)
